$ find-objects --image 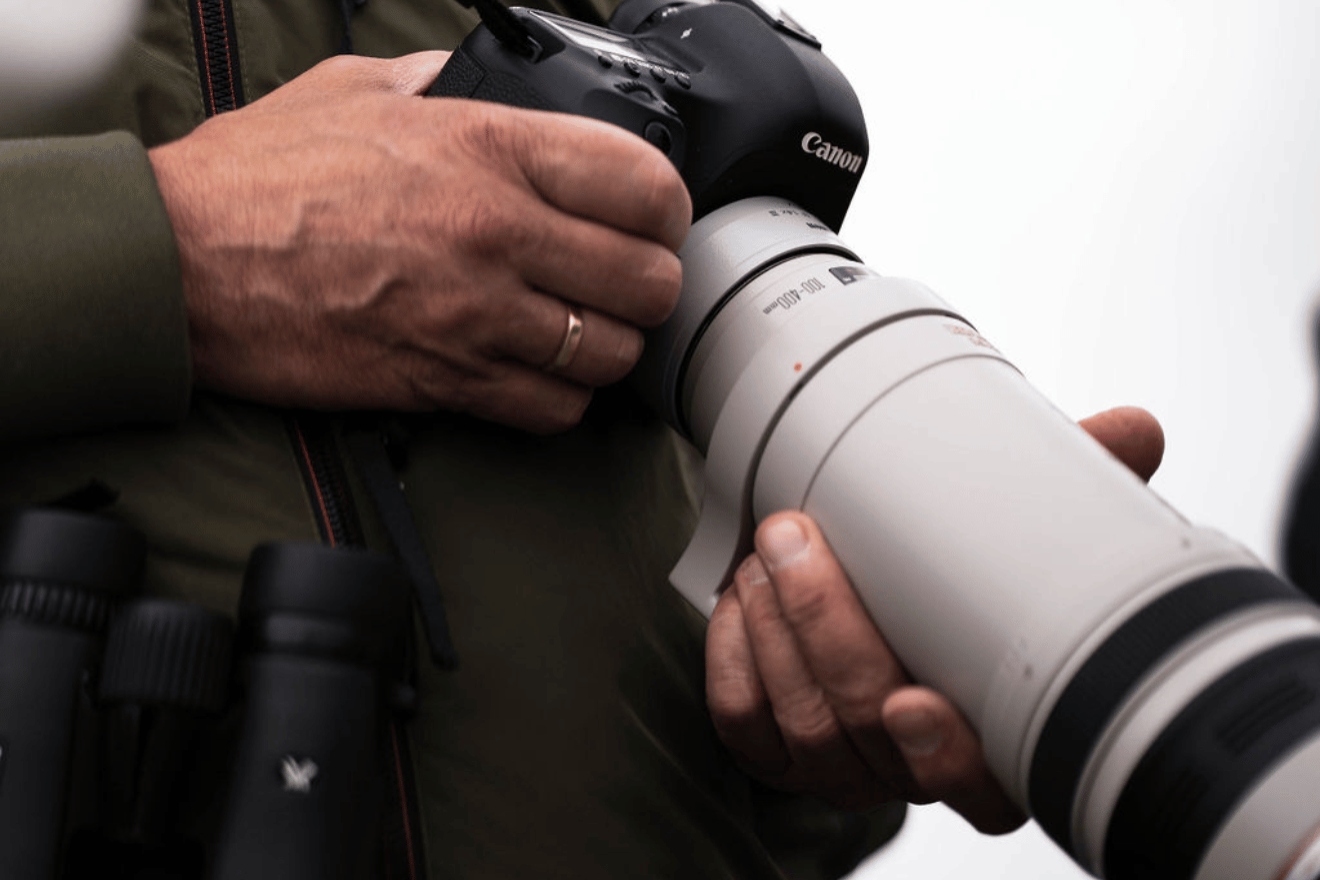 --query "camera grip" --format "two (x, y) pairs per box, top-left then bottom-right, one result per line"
(426, 47), (553, 111)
